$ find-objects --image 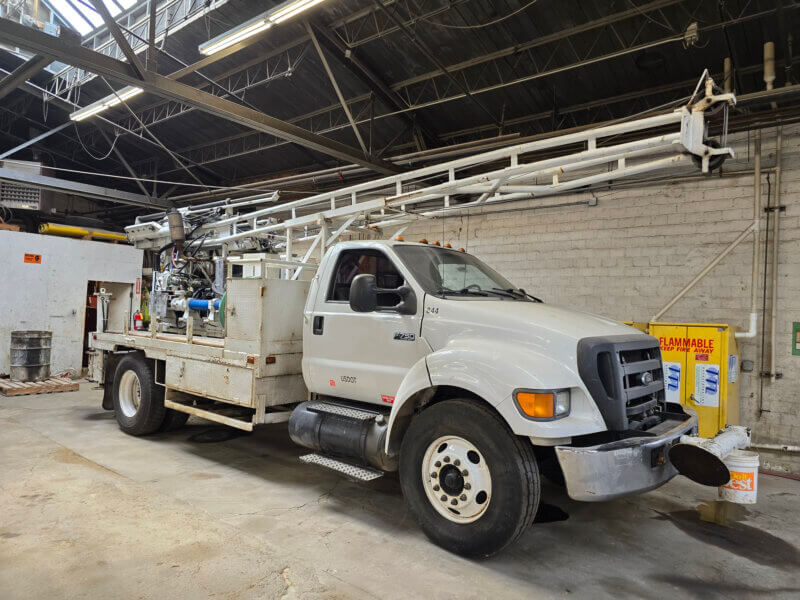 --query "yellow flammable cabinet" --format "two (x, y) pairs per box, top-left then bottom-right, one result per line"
(648, 322), (740, 438)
